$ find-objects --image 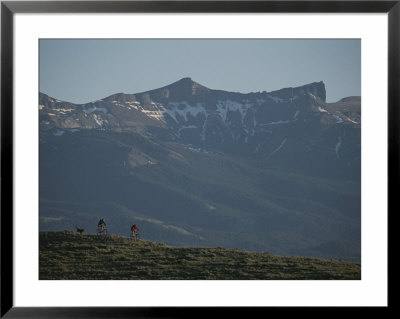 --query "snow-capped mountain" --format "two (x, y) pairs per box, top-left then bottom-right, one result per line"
(39, 77), (360, 177)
